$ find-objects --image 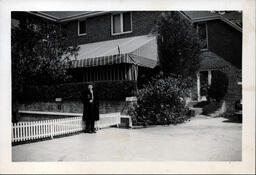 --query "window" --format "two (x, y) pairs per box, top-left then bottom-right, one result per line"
(111, 12), (132, 35)
(123, 12), (132, 32)
(113, 14), (121, 33)
(78, 20), (86, 36)
(197, 23), (208, 50)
